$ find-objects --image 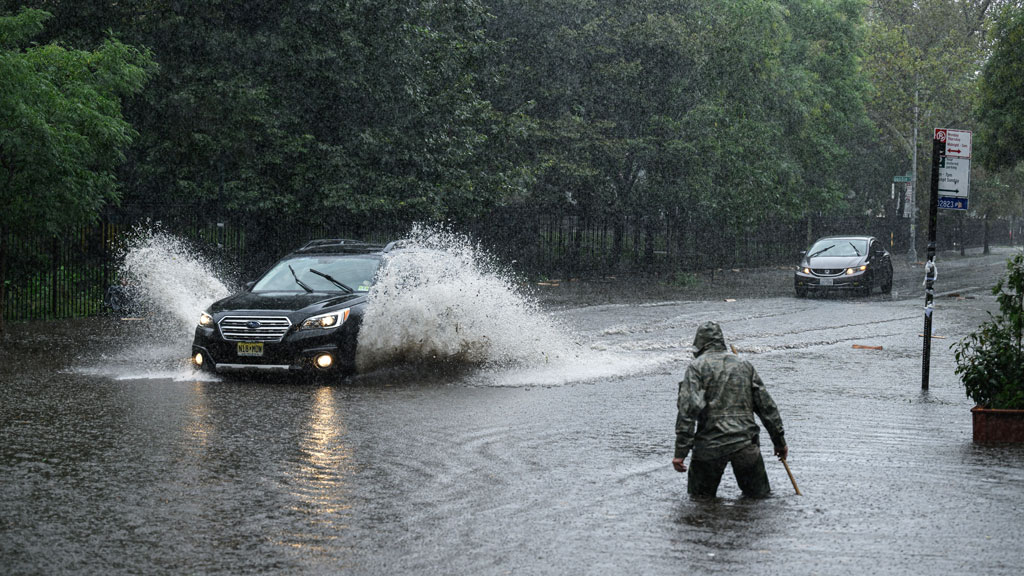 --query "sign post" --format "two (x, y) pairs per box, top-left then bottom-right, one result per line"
(922, 128), (970, 389)
(894, 175), (913, 218)
(922, 131), (946, 390)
